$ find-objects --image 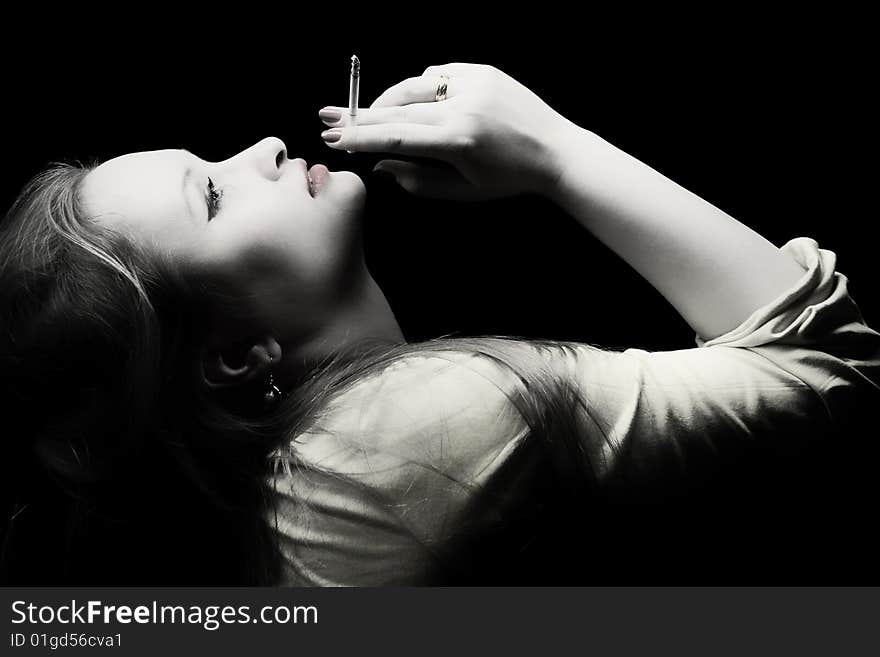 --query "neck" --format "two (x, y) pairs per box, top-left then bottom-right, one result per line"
(275, 275), (406, 389)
